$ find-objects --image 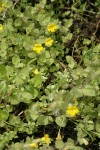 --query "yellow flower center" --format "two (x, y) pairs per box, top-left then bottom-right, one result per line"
(0, 2), (6, 12)
(2, 2), (6, 8)
(45, 38), (54, 46)
(33, 68), (39, 75)
(33, 44), (44, 54)
(41, 134), (51, 144)
(0, 24), (3, 31)
(66, 105), (79, 117)
(47, 23), (58, 33)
